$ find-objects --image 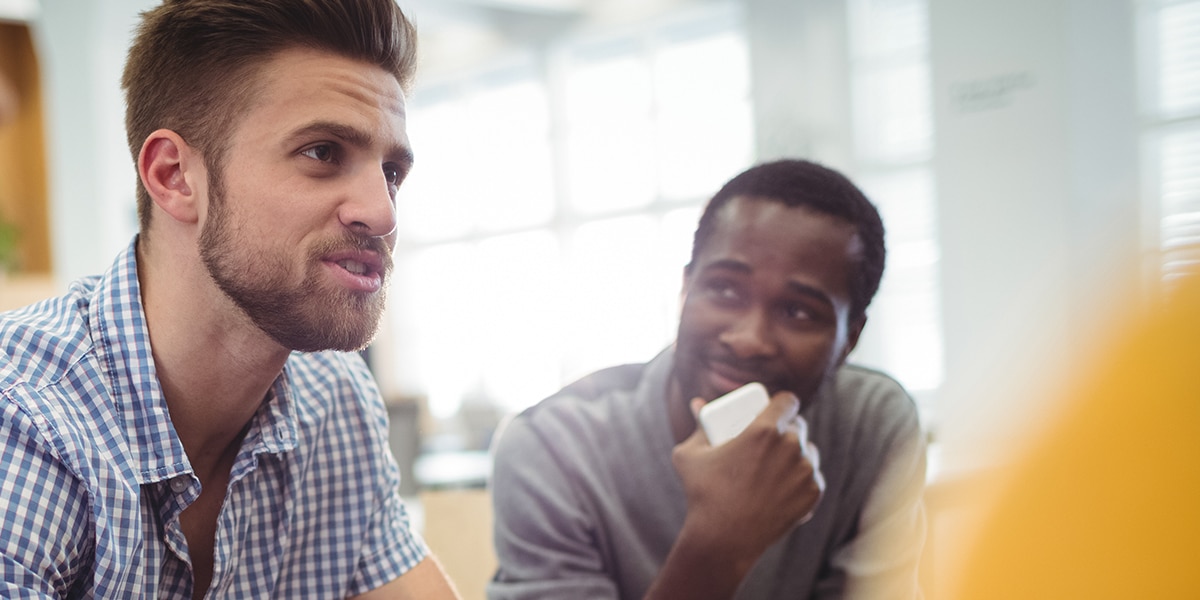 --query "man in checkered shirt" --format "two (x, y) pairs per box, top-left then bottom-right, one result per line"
(0, 1), (461, 598)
